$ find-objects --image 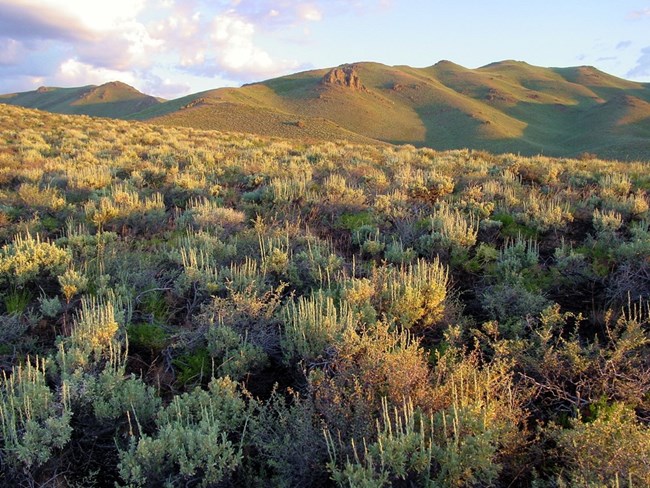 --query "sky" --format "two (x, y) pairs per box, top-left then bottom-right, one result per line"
(0, 0), (649, 99)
